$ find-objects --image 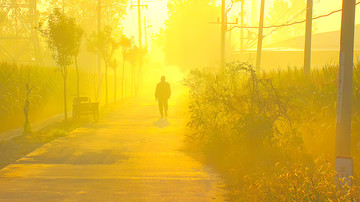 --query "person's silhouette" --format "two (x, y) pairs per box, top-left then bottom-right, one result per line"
(155, 76), (171, 119)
